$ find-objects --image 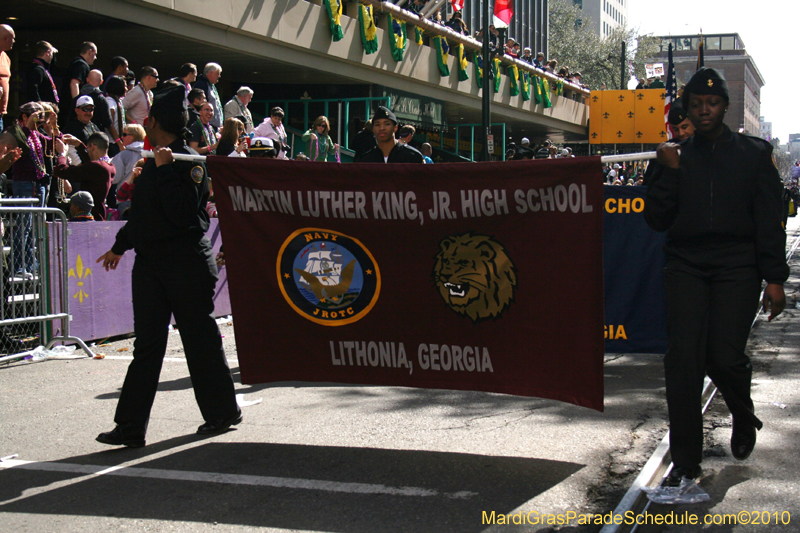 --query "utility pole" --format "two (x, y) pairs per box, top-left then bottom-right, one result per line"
(620, 40), (627, 90)
(481, 0), (492, 161)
